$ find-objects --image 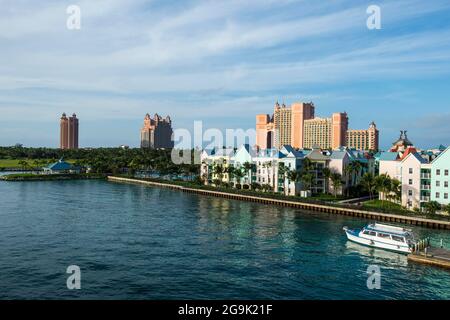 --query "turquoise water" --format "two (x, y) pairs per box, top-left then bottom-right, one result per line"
(0, 179), (449, 299)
